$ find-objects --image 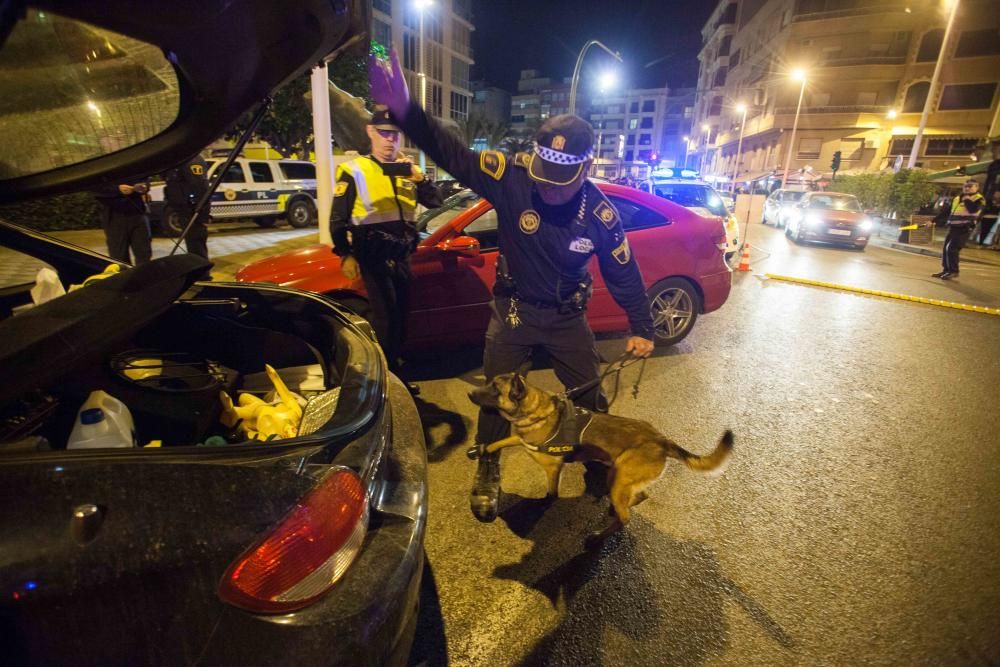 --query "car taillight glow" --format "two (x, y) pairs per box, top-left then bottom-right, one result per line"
(218, 467), (368, 614)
